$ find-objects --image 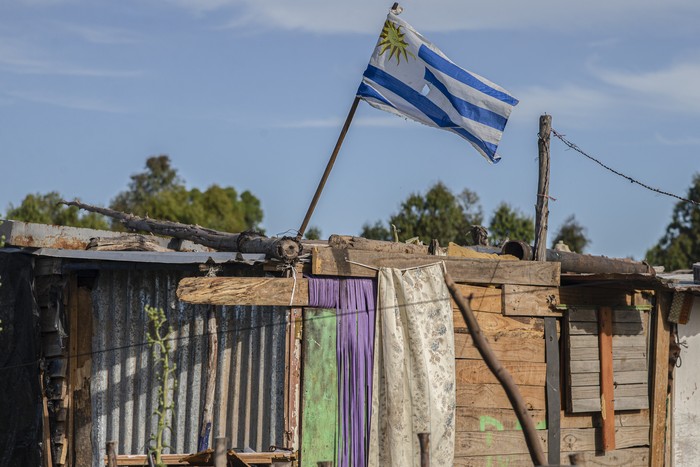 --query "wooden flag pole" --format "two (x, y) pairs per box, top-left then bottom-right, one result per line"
(297, 96), (361, 239)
